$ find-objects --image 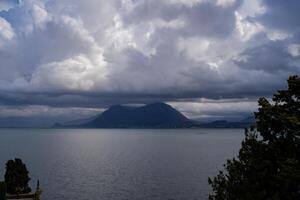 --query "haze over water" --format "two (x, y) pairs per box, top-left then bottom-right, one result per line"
(0, 128), (243, 200)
